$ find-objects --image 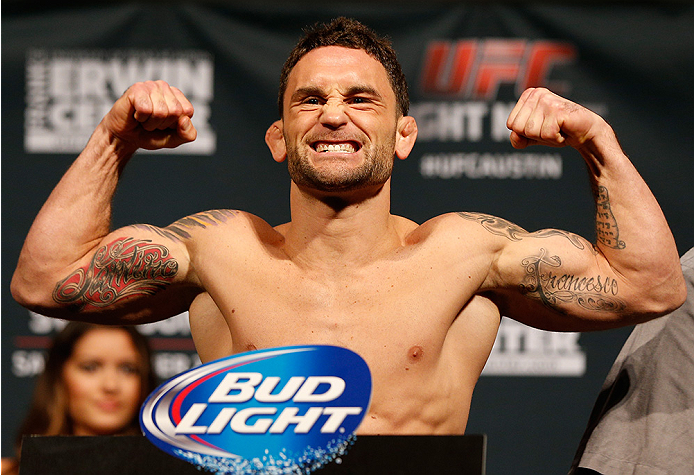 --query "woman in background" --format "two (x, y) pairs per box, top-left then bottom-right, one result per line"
(1, 322), (157, 474)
